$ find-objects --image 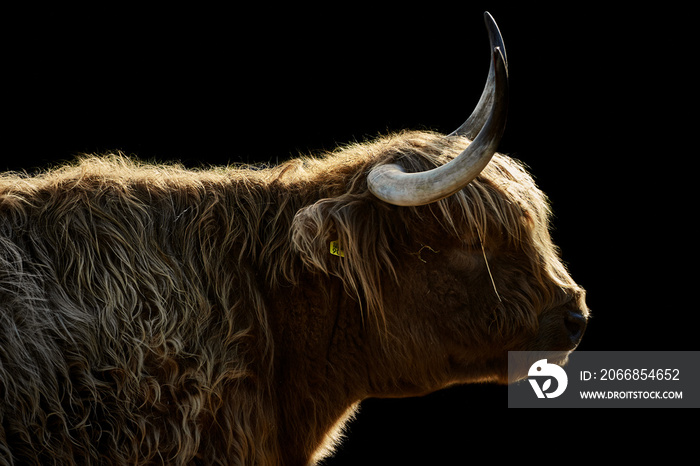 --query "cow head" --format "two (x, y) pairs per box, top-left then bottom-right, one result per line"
(291, 12), (588, 397)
